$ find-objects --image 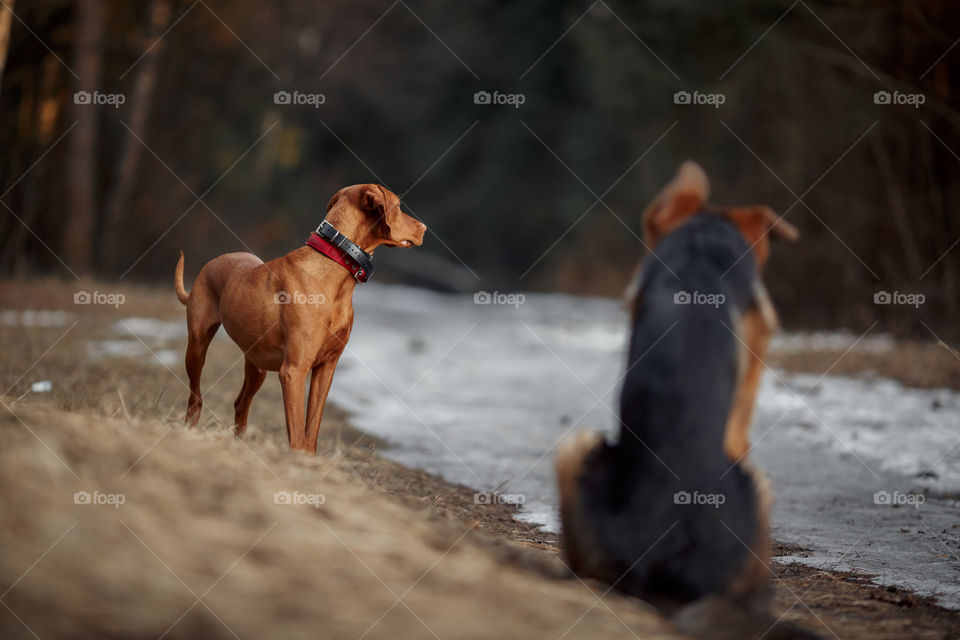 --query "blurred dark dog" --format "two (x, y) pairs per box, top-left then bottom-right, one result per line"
(555, 162), (820, 639)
